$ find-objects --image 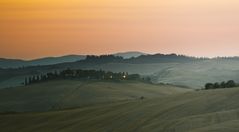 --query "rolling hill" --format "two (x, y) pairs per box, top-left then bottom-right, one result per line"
(2, 54), (239, 89)
(113, 51), (146, 59)
(0, 52), (146, 68)
(1, 81), (239, 131)
(0, 80), (189, 112)
(0, 55), (85, 68)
